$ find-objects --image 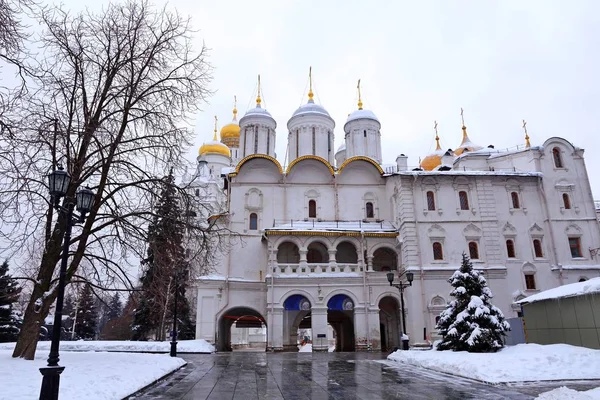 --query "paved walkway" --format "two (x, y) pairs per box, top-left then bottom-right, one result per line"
(131, 352), (593, 400)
